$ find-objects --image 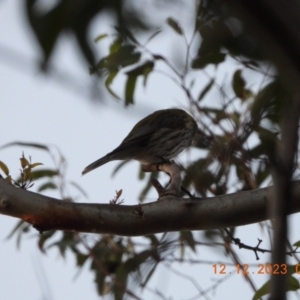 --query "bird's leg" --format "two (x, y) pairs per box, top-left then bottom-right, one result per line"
(142, 161), (181, 199)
